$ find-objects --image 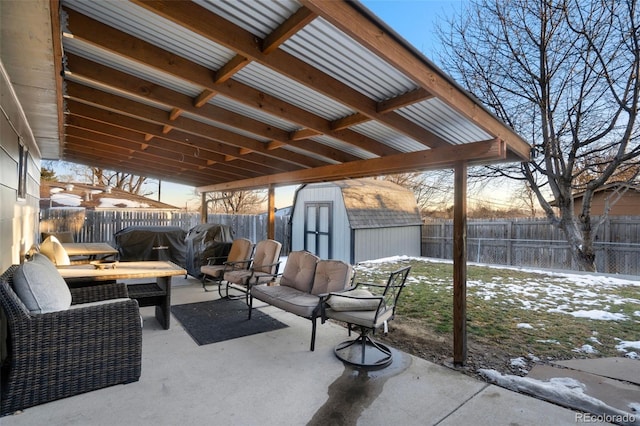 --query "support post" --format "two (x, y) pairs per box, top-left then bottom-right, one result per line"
(453, 161), (468, 366)
(267, 185), (275, 240)
(200, 192), (207, 224)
